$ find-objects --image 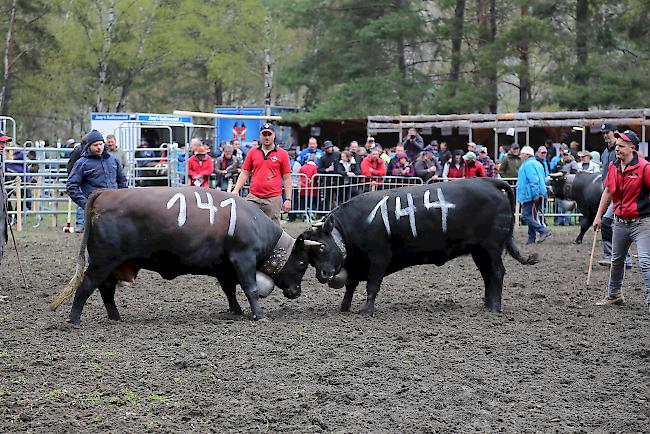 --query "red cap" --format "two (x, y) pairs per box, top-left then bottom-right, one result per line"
(0, 131), (12, 142)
